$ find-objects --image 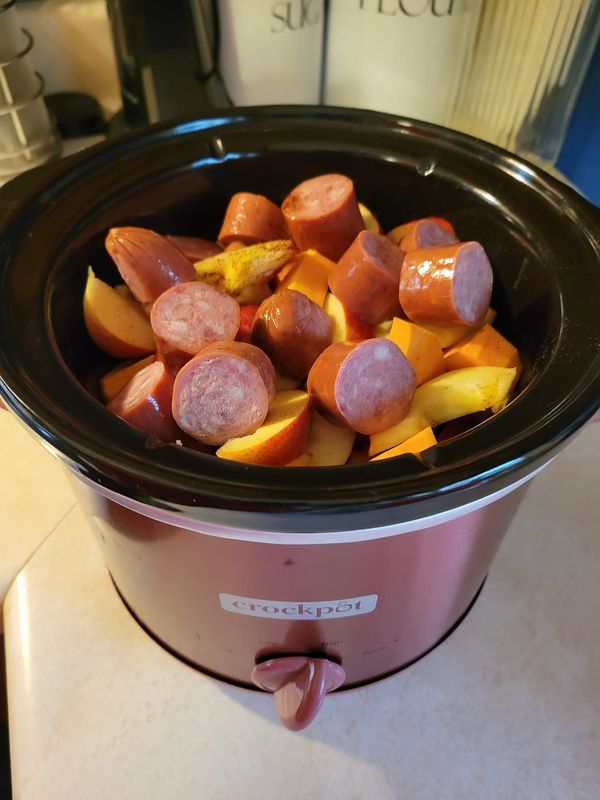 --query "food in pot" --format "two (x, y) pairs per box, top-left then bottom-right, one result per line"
(252, 289), (334, 380)
(327, 230), (404, 325)
(218, 192), (288, 245)
(399, 241), (493, 326)
(281, 173), (365, 260)
(105, 227), (196, 303)
(150, 281), (240, 373)
(84, 172), (520, 466)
